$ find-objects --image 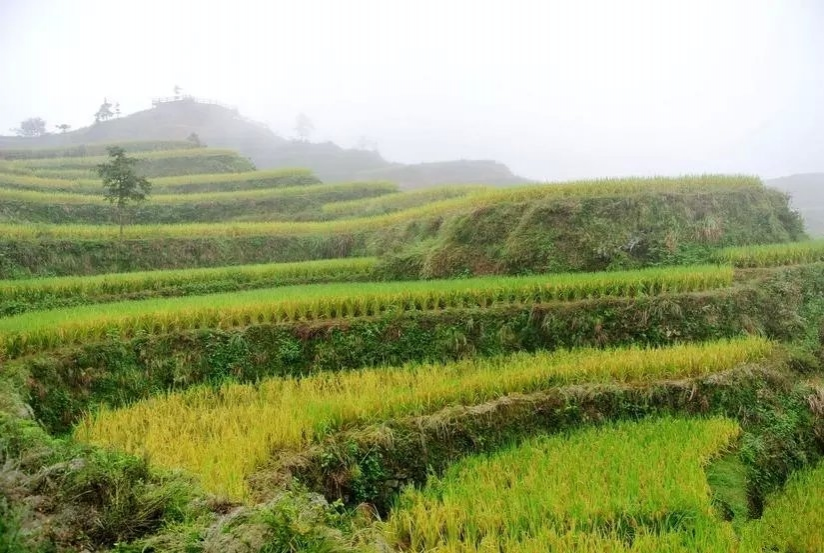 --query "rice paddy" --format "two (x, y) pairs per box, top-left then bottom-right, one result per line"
(384, 416), (741, 552)
(0, 264), (733, 358)
(0, 141), (819, 551)
(75, 338), (771, 498)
